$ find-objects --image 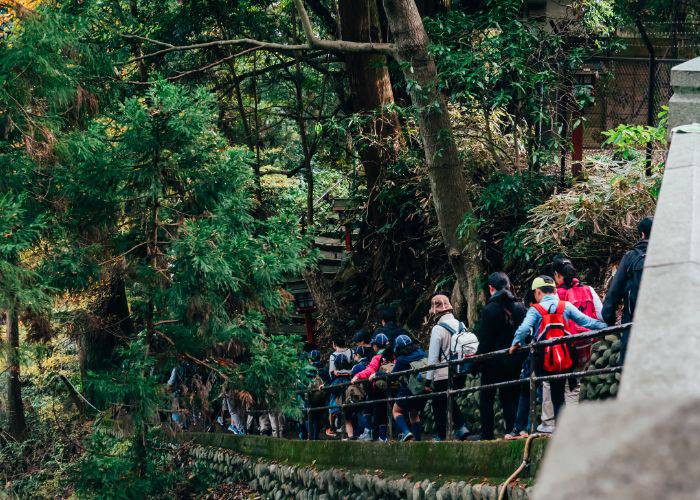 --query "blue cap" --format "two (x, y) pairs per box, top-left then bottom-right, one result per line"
(370, 333), (389, 347)
(394, 334), (412, 350)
